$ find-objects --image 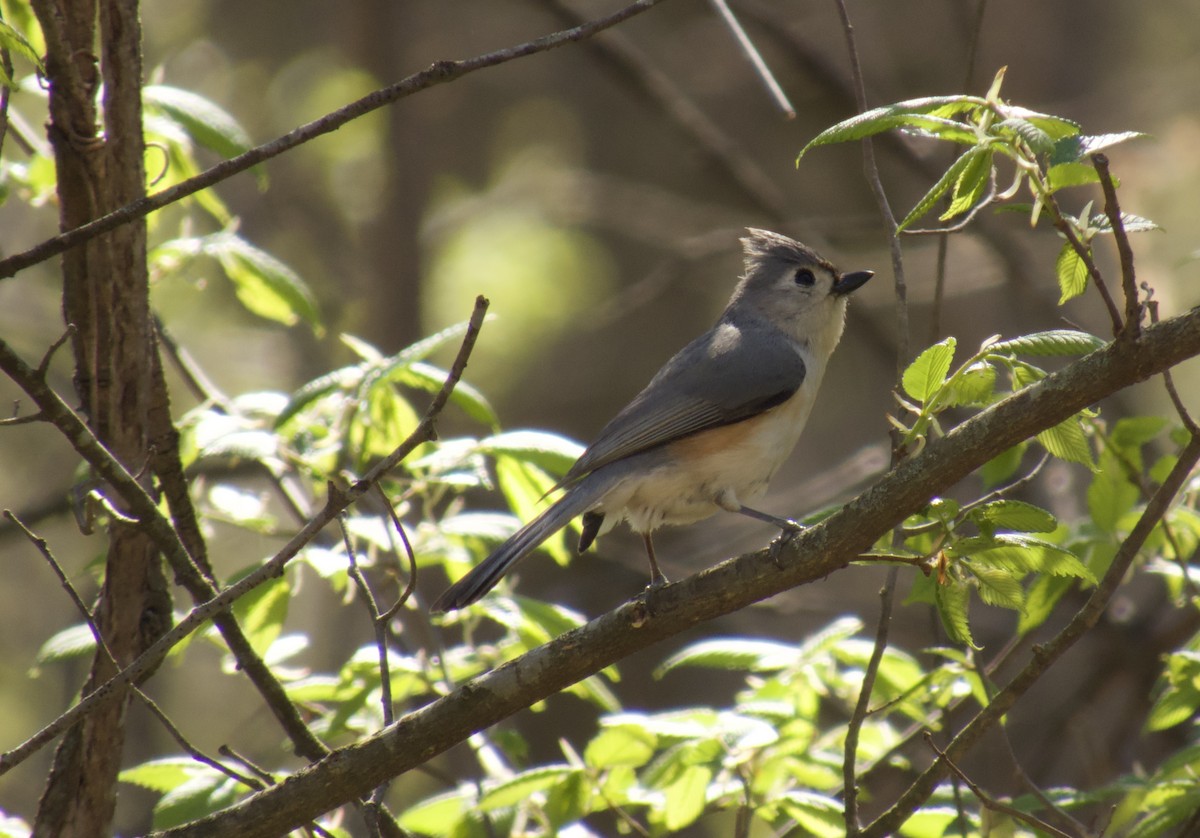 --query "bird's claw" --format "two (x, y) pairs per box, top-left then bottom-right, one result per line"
(768, 521), (805, 567)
